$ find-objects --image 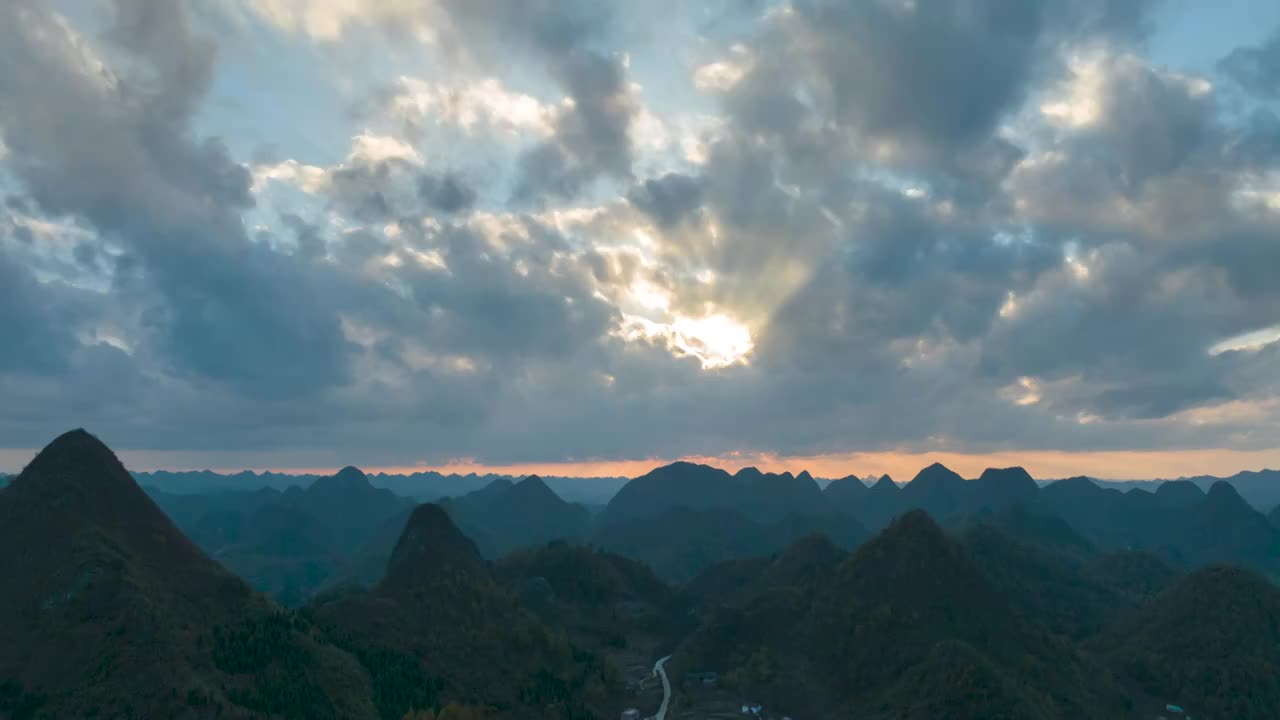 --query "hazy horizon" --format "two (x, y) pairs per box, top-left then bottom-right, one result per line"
(4, 1), (1280, 483)
(5, 441), (1280, 482)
